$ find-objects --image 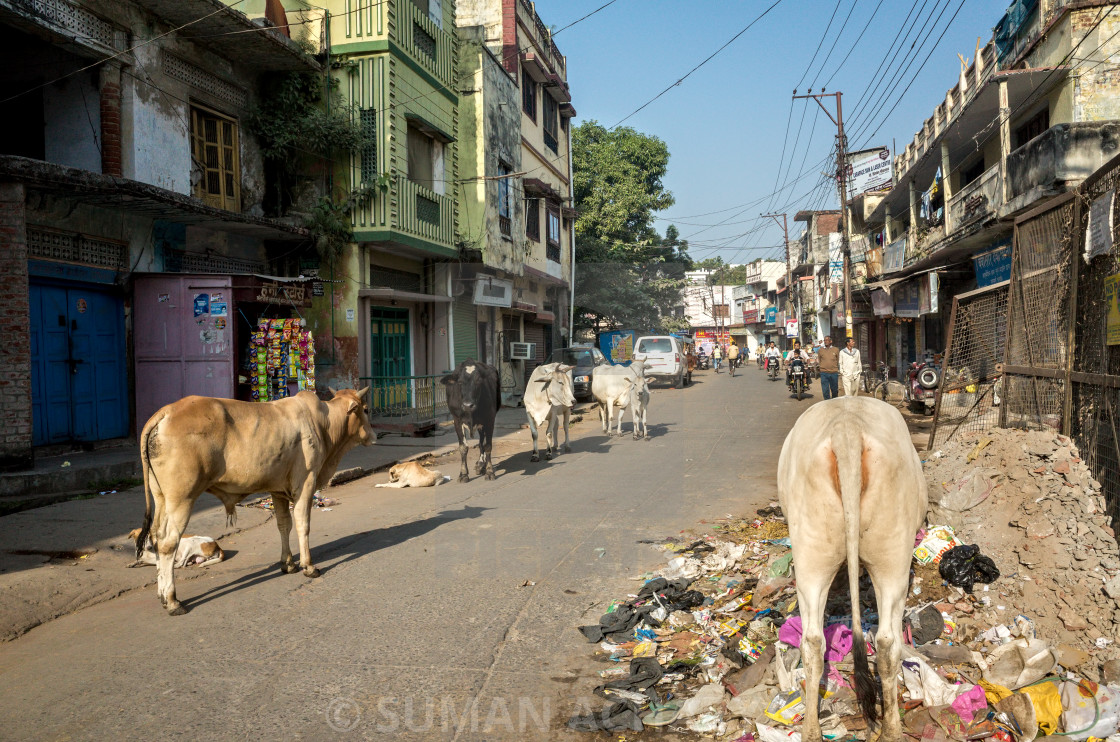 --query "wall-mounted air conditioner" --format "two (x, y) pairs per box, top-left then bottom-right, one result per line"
(509, 342), (536, 360)
(473, 276), (513, 307)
